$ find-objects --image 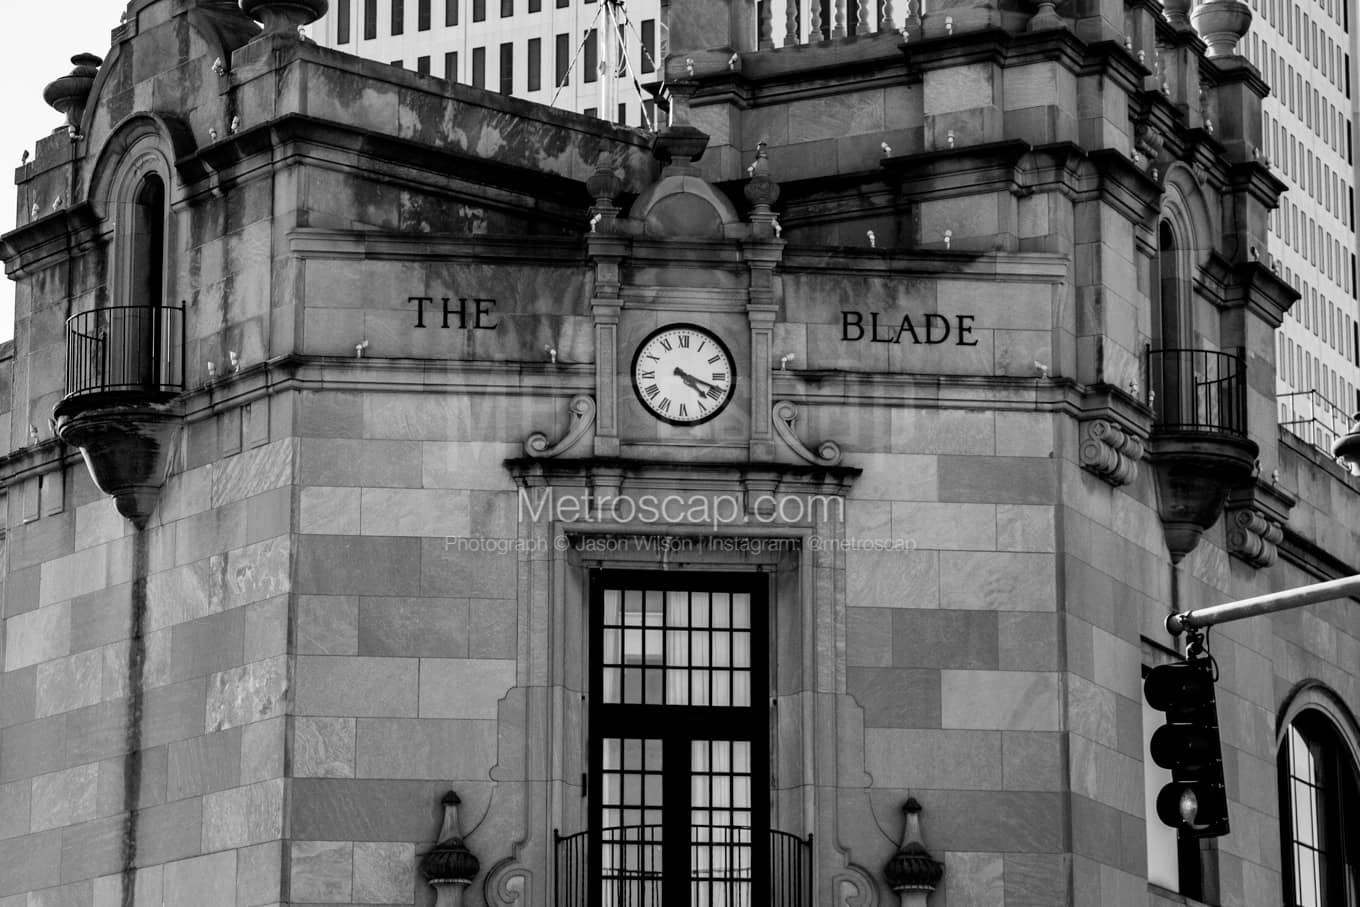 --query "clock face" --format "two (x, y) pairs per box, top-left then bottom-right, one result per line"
(631, 324), (735, 425)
